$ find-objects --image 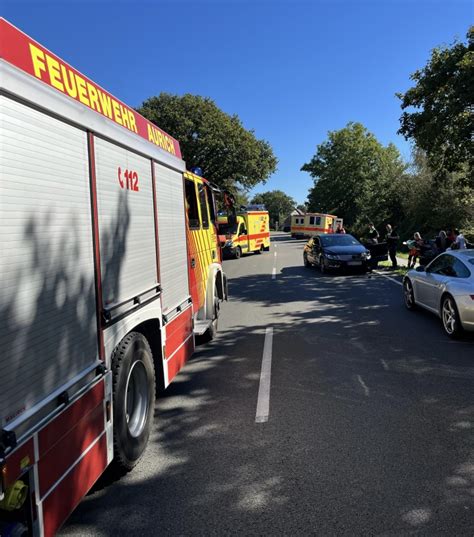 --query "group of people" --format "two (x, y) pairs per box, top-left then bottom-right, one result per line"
(367, 224), (468, 269)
